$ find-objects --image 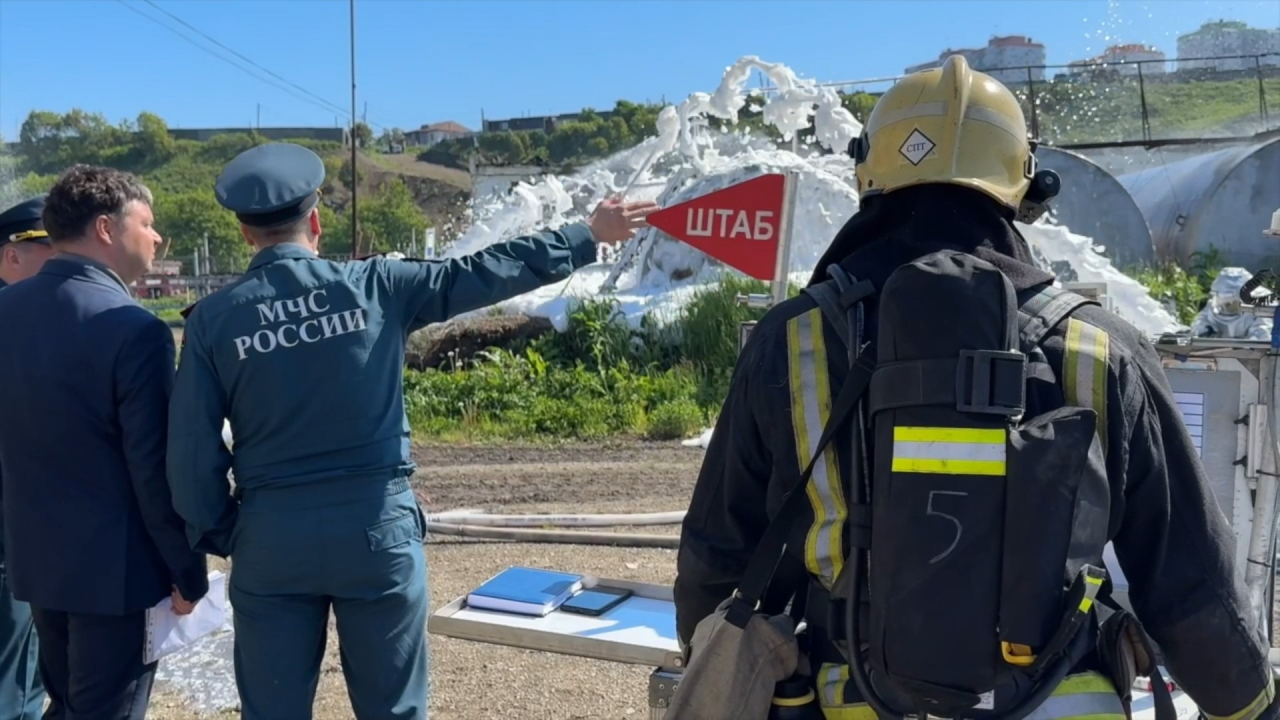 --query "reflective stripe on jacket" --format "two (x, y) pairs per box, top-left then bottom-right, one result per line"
(813, 669), (1125, 720)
